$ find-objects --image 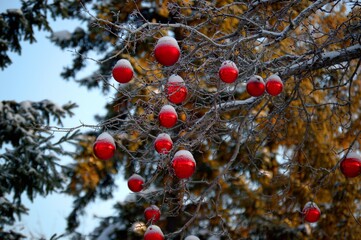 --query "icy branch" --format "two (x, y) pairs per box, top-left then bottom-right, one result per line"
(219, 97), (257, 110)
(250, 0), (282, 7)
(280, 44), (361, 78)
(265, 0), (332, 45)
(190, 97), (257, 131)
